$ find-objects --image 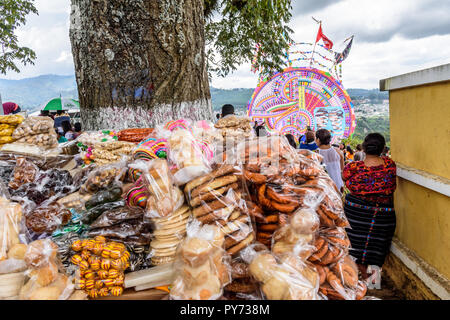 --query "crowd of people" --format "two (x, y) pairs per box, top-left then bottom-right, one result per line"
(217, 104), (397, 288)
(38, 110), (83, 143)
